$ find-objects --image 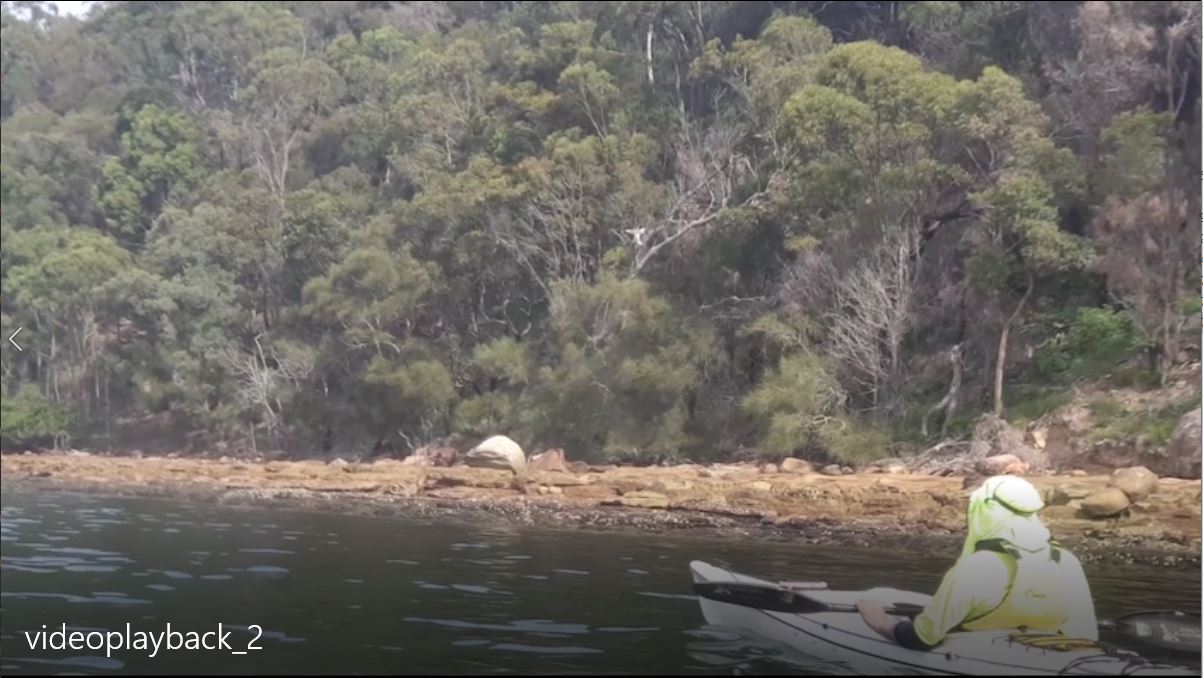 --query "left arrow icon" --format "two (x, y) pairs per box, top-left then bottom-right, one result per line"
(9, 327), (23, 351)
